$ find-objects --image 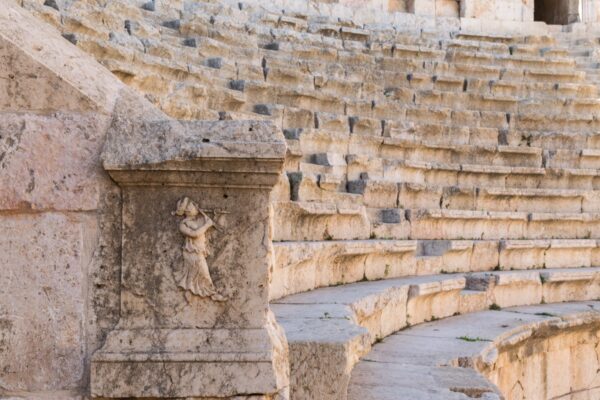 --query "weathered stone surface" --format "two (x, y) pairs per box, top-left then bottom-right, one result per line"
(0, 3), (129, 399)
(92, 102), (289, 398)
(275, 268), (600, 399)
(103, 117), (287, 173)
(0, 213), (96, 392)
(350, 302), (600, 400)
(0, 112), (112, 211)
(0, 2), (124, 114)
(6, 0), (600, 399)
